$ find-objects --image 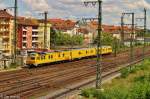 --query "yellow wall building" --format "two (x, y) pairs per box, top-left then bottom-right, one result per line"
(0, 10), (14, 56)
(38, 22), (51, 50)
